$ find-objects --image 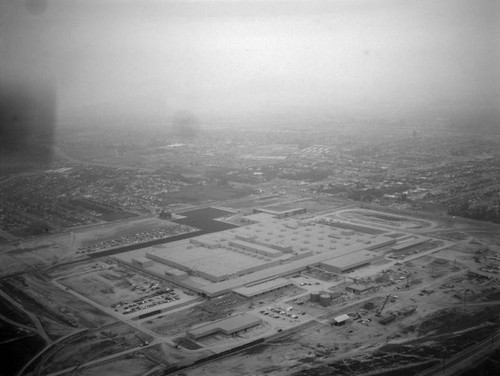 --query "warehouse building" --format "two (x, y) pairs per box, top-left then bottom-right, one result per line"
(187, 313), (262, 340)
(163, 267), (189, 281)
(319, 251), (384, 273)
(113, 209), (446, 298)
(332, 314), (352, 326)
(253, 207), (306, 218)
(132, 257), (154, 268)
(229, 240), (284, 258)
(146, 242), (278, 282)
(232, 278), (292, 298)
(390, 237), (427, 252)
